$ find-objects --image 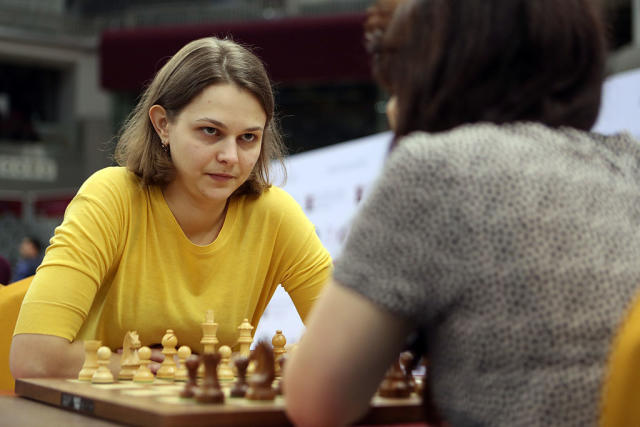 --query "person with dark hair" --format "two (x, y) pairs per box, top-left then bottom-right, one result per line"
(12, 236), (42, 282)
(11, 37), (331, 379)
(285, 0), (640, 425)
